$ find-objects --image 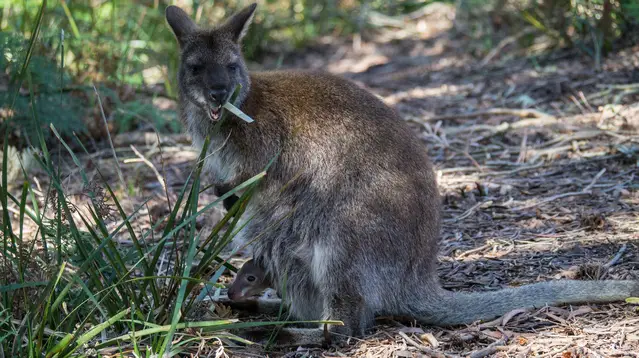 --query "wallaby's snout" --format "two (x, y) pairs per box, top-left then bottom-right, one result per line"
(208, 87), (228, 106)
(202, 63), (233, 120)
(205, 64), (234, 100)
